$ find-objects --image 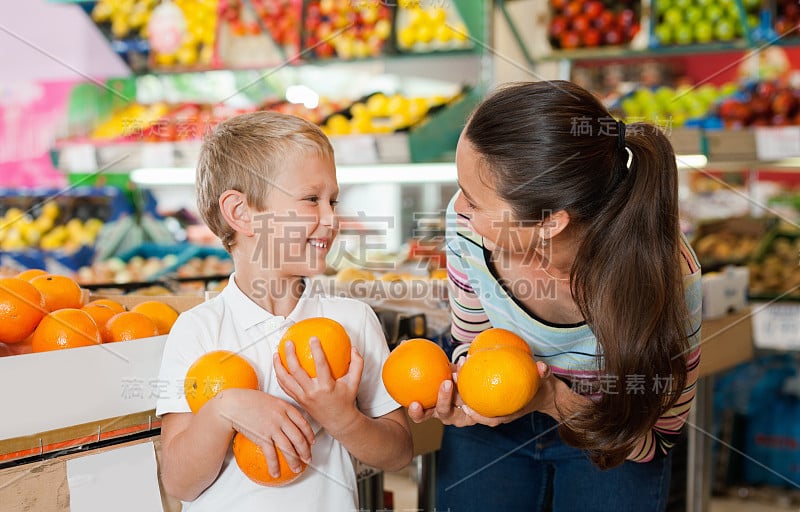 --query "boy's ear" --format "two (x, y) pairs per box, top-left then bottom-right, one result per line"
(219, 190), (254, 237)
